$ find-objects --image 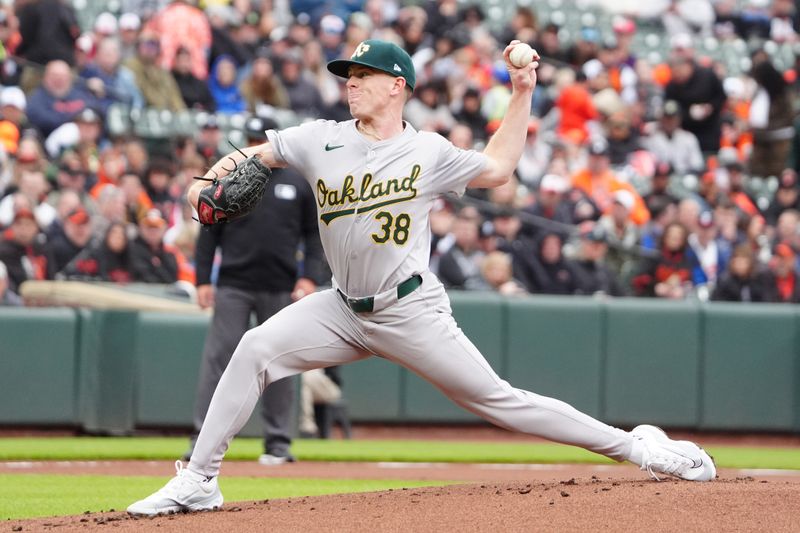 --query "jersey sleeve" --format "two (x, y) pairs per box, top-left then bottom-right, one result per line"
(425, 133), (489, 197)
(266, 120), (329, 178)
